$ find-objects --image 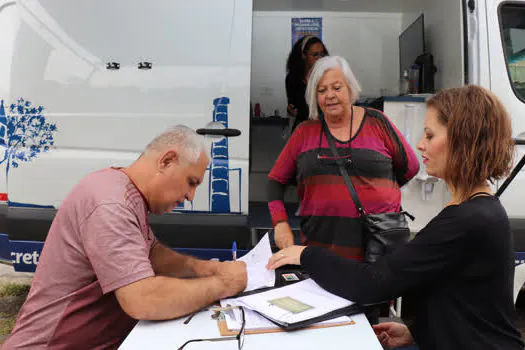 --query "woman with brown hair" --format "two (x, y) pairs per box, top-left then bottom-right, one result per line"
(267, 85), (525, 350)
